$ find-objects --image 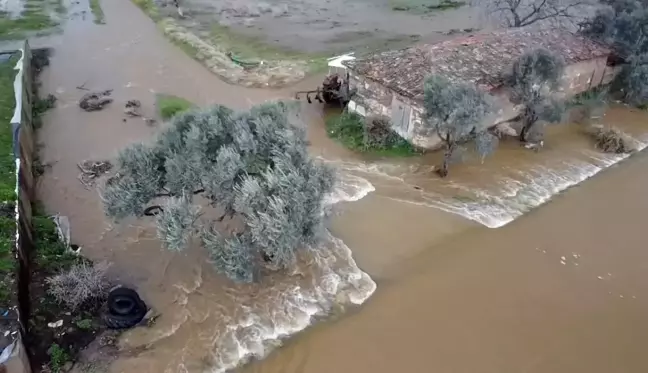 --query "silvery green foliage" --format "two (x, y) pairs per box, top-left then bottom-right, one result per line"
(201, 227), (256, 283)
(505, 48), (565, 103)
(101, 101), (335, 282)
(422, 75), (498, 175)
(156, 194), (201, 252)
(580, 0), (648, 106)
(619, 53), (648, 105)
(505, 49), (566, 141)
(580, 0), (648, 57)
